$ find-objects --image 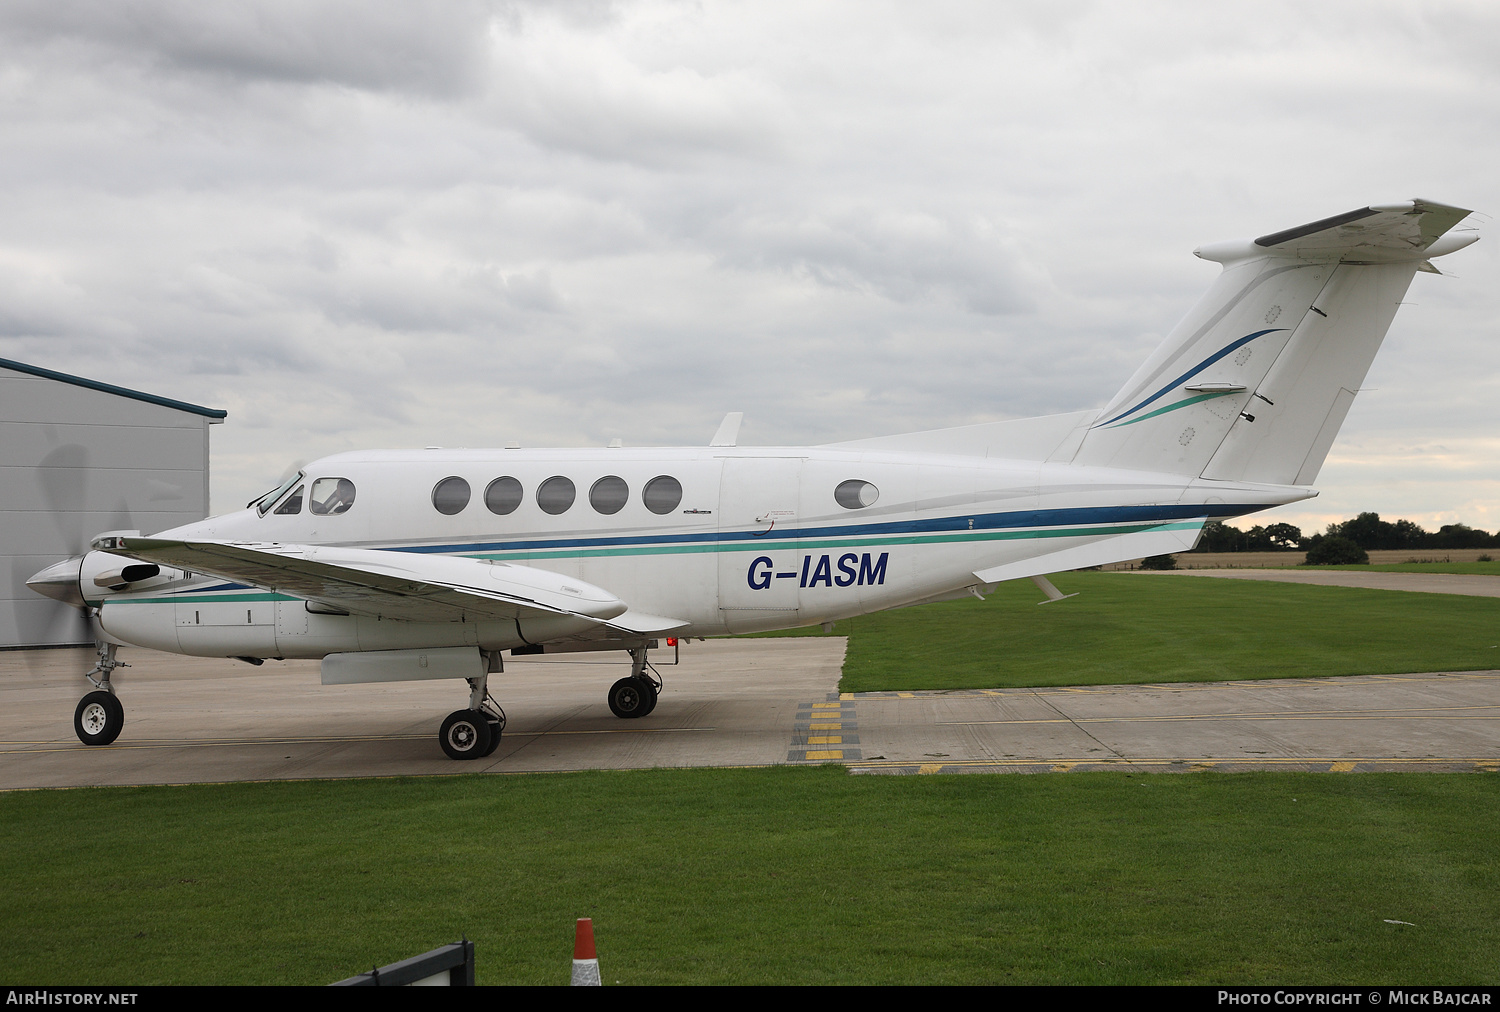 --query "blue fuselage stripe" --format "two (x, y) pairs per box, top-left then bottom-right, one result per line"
(387, 502), (1259, 556)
